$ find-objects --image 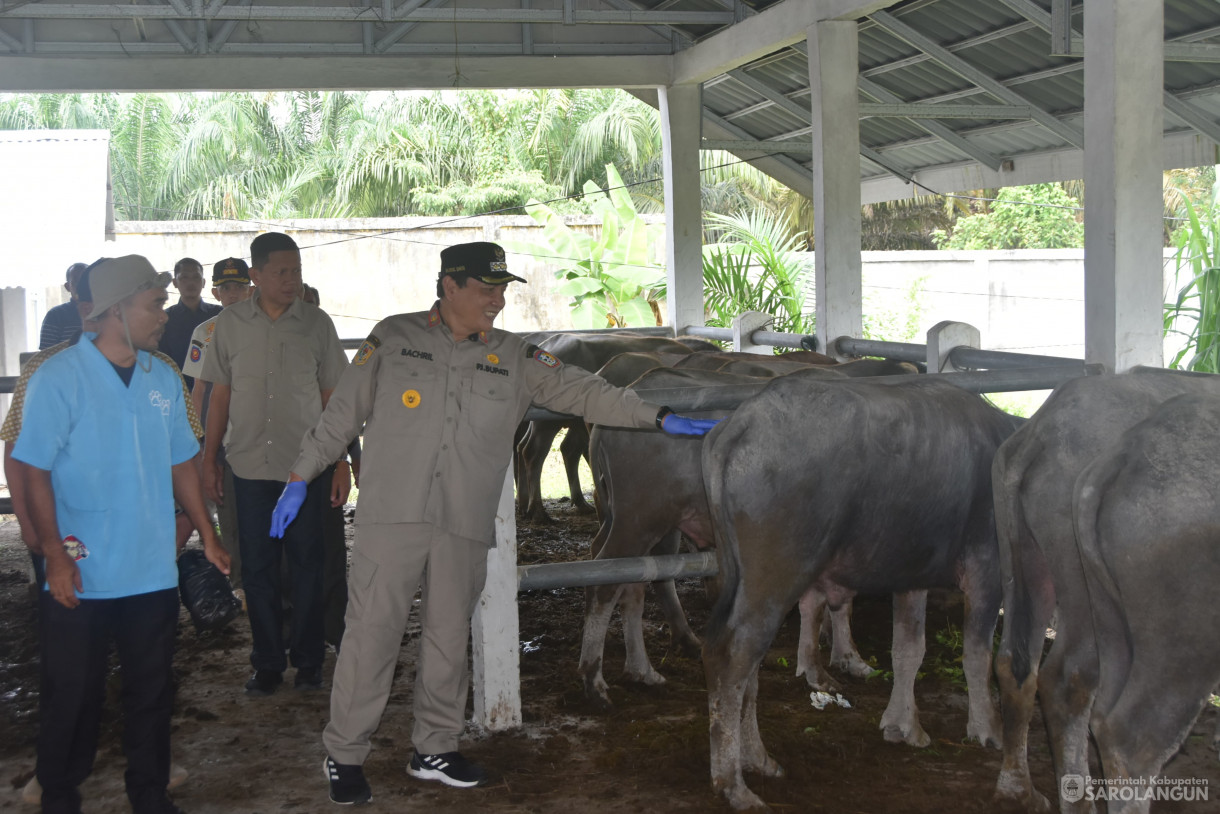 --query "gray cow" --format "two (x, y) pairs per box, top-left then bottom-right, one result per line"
(701, 374), (1020, 811)
(515, 333), (692, 521)
(992, 368), (1220, 813)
